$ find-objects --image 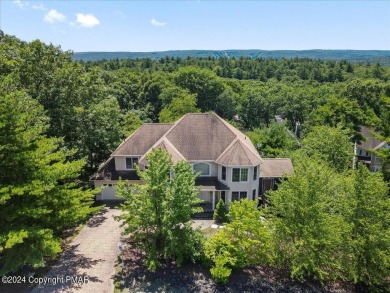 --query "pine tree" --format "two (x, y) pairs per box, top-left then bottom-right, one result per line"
(213, 199), (228, 224)
(0, 88), (96, 275)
